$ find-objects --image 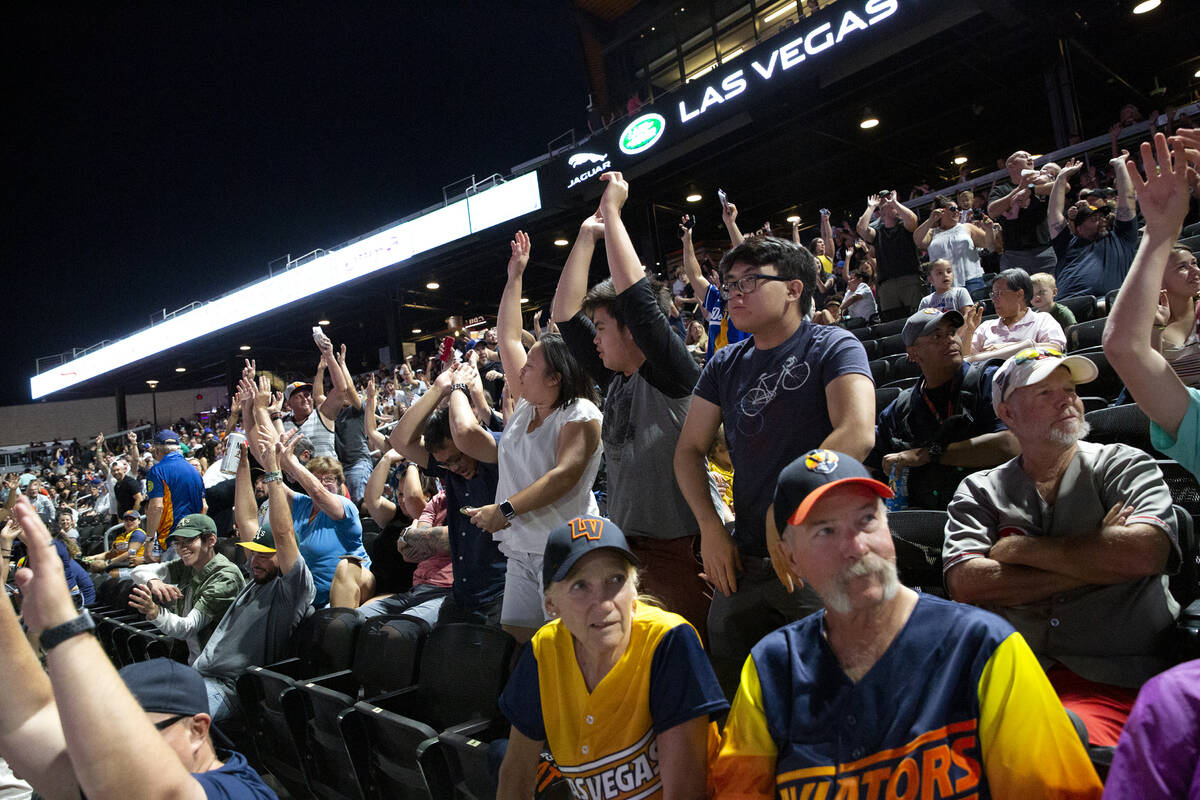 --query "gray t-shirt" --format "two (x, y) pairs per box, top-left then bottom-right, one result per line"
(193, 558), (315, 684)
(943, 441), (1180, 687)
